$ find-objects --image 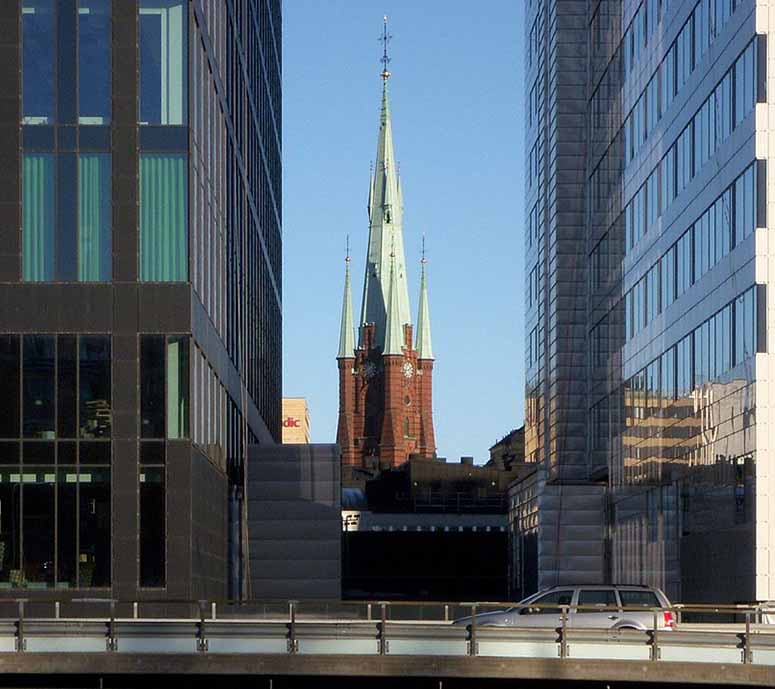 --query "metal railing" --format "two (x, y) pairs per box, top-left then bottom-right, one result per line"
(0, 597), (774, 663)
